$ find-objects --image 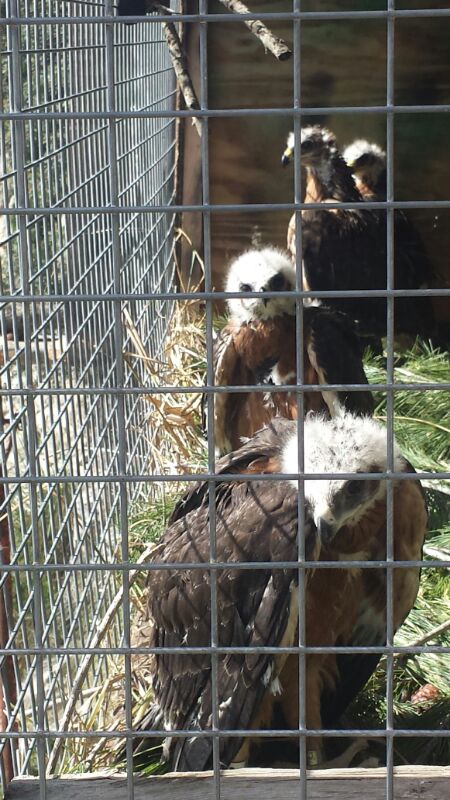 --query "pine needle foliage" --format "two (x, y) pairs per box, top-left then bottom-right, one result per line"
(128, 497), (177, 562)
(364, 341), (450, 480)
(350, 340), (450, 764)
